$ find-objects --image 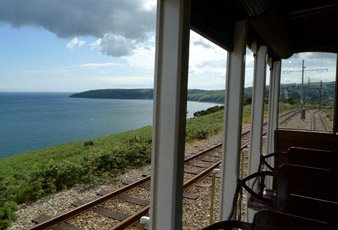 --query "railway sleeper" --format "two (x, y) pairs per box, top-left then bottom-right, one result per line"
(72, 200), (129, 221)
(32, 214), (81, 230)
